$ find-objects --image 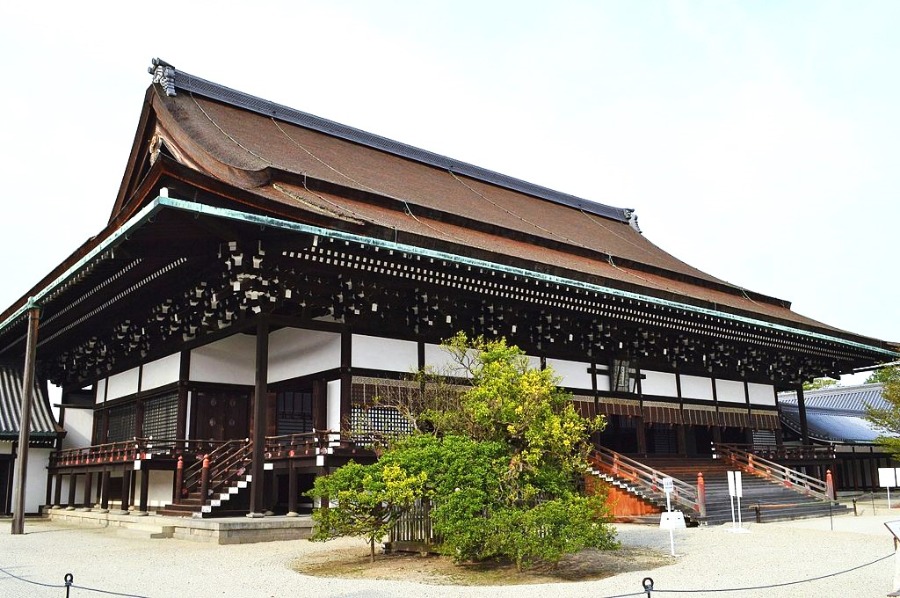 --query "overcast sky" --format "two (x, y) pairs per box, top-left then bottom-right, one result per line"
(0, 1), (897, 383)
